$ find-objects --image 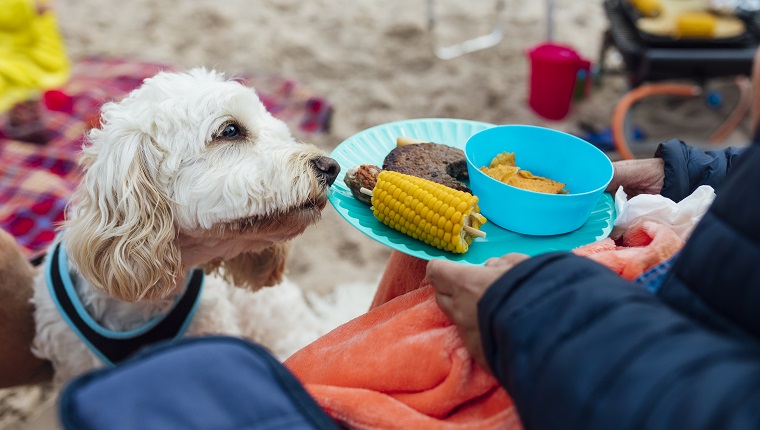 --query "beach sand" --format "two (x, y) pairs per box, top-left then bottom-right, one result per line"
(1, 0), (753, 428)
